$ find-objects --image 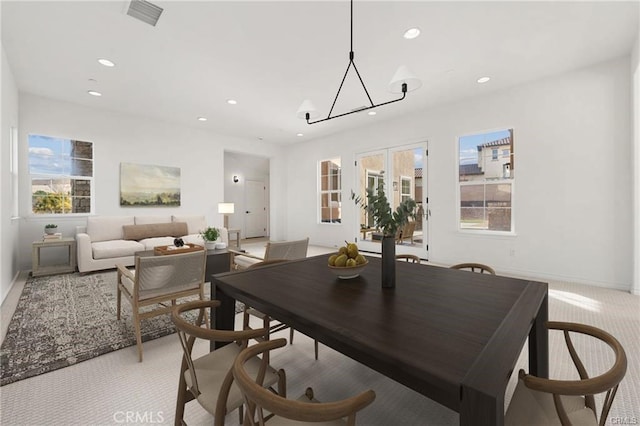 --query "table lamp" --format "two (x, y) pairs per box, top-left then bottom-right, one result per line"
(218, 202), (234, 229)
